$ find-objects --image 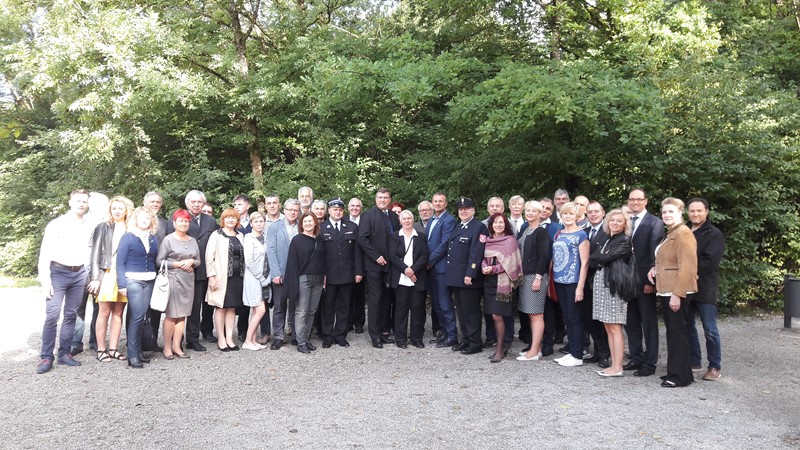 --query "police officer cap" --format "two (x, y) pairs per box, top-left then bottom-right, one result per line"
(455, 197), (476, 209)
(328, 197), (345, 209)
